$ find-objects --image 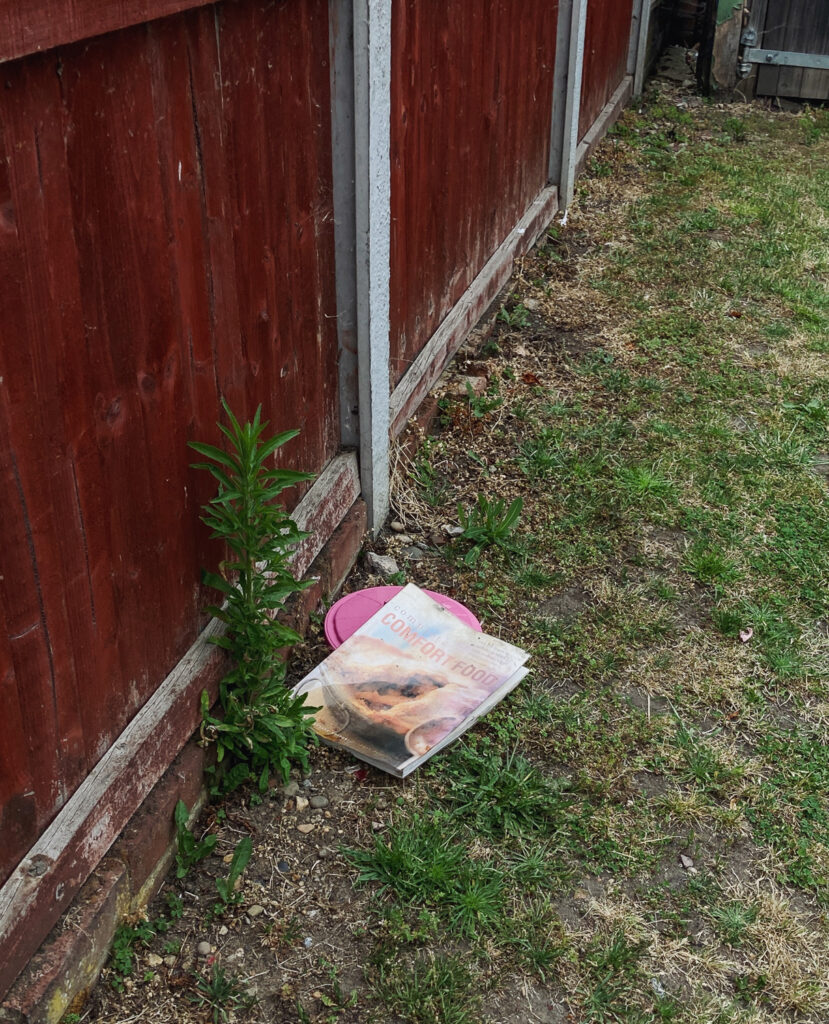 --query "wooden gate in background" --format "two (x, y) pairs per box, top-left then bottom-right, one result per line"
(744, 0), (829, 100)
